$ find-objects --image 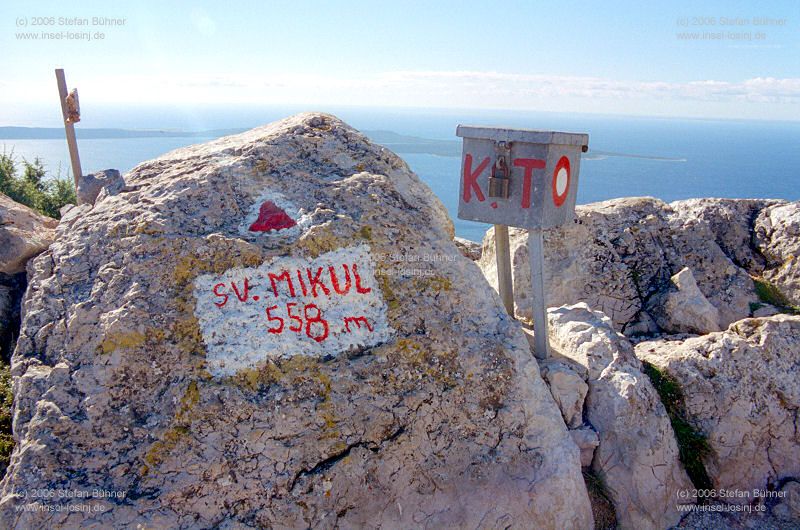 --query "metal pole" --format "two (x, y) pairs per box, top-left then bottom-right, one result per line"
(494, 224), (514, 316)
(527, 228), (550, 359)
(55, 69), (82, 187)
